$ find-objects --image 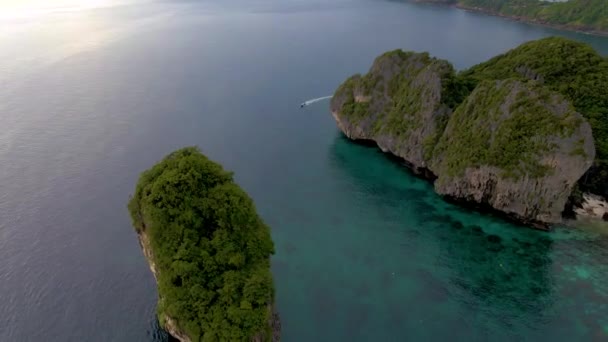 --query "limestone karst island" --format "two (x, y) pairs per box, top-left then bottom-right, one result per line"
(331, 37), (607, 229)
(128, 147), (280, 342)
(415, 0), (608, 35)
